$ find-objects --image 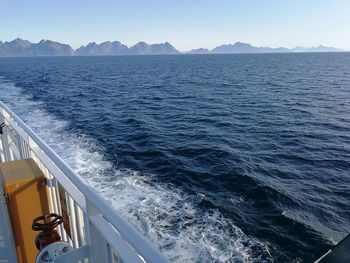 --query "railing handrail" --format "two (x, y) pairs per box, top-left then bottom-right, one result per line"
(0, 101), (169, 263)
